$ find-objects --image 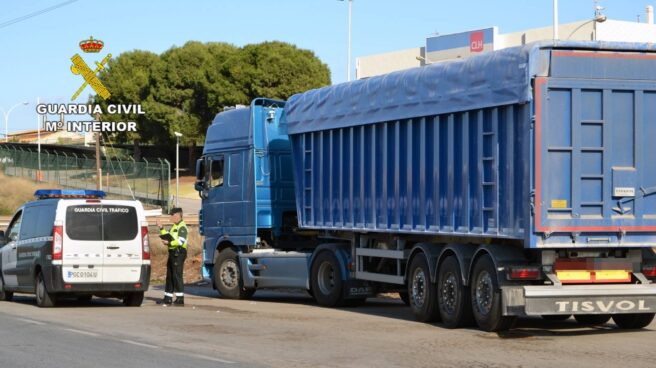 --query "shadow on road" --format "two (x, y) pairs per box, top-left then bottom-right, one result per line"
(9, 294), (125, 308)
(161, 283), (654, 337)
